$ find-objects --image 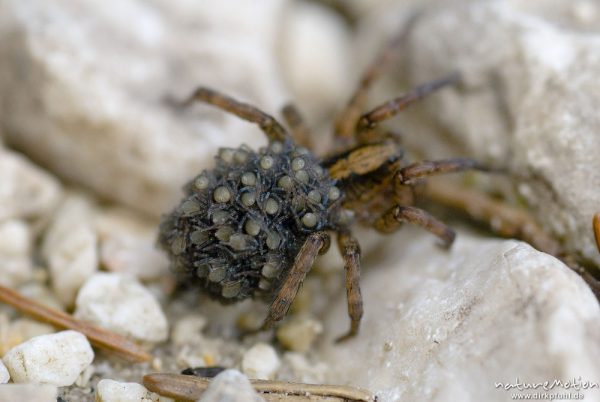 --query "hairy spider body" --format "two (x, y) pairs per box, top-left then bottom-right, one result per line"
(158, 141), (342, 303)
(159, 23), (489, 340)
